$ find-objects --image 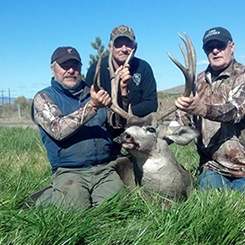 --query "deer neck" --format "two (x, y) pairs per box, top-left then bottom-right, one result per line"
(130, 140), (166, 171)
(140, 139), (177, 171)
